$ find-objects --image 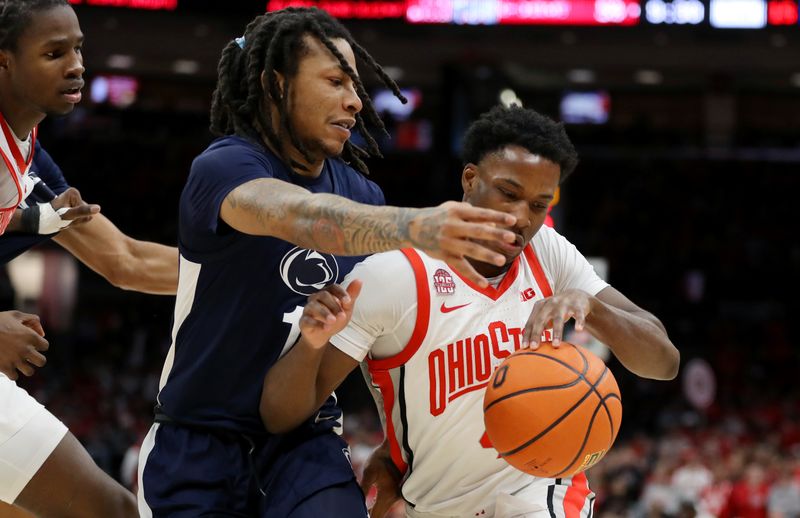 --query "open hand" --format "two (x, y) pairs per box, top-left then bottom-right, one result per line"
(409, 201), (516, 289)
(524, 289), (594, 348)
(51, 187), (100, 226)
(300, 280), (362, 348)
(0, 311), (48, 380)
